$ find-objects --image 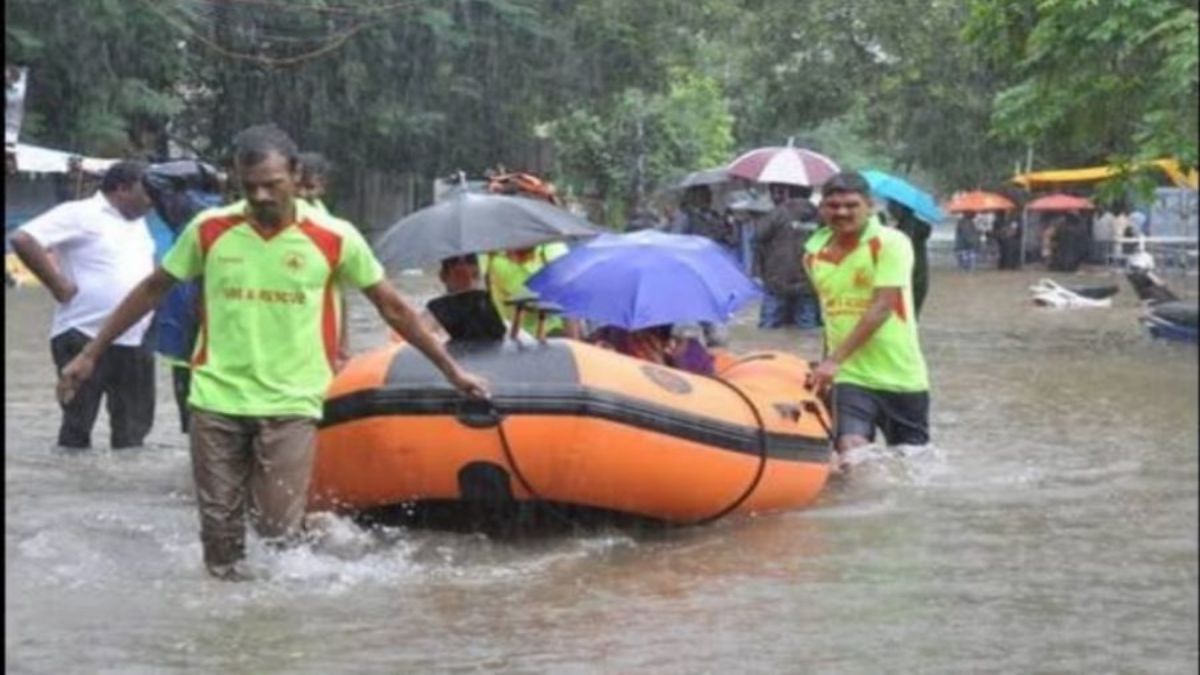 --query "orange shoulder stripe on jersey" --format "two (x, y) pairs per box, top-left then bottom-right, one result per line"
(192, 293), (209, 367)
(297, 219), (344, 270)
(865, 235), (908, 320)
(198, 215), (244, 255)
(193, 215), (244, 366)
(891, 292), (908, 323)
(297, 218), (346, 371)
